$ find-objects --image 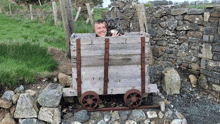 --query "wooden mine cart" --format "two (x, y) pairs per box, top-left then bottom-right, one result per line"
(63, 32), (158, 110)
